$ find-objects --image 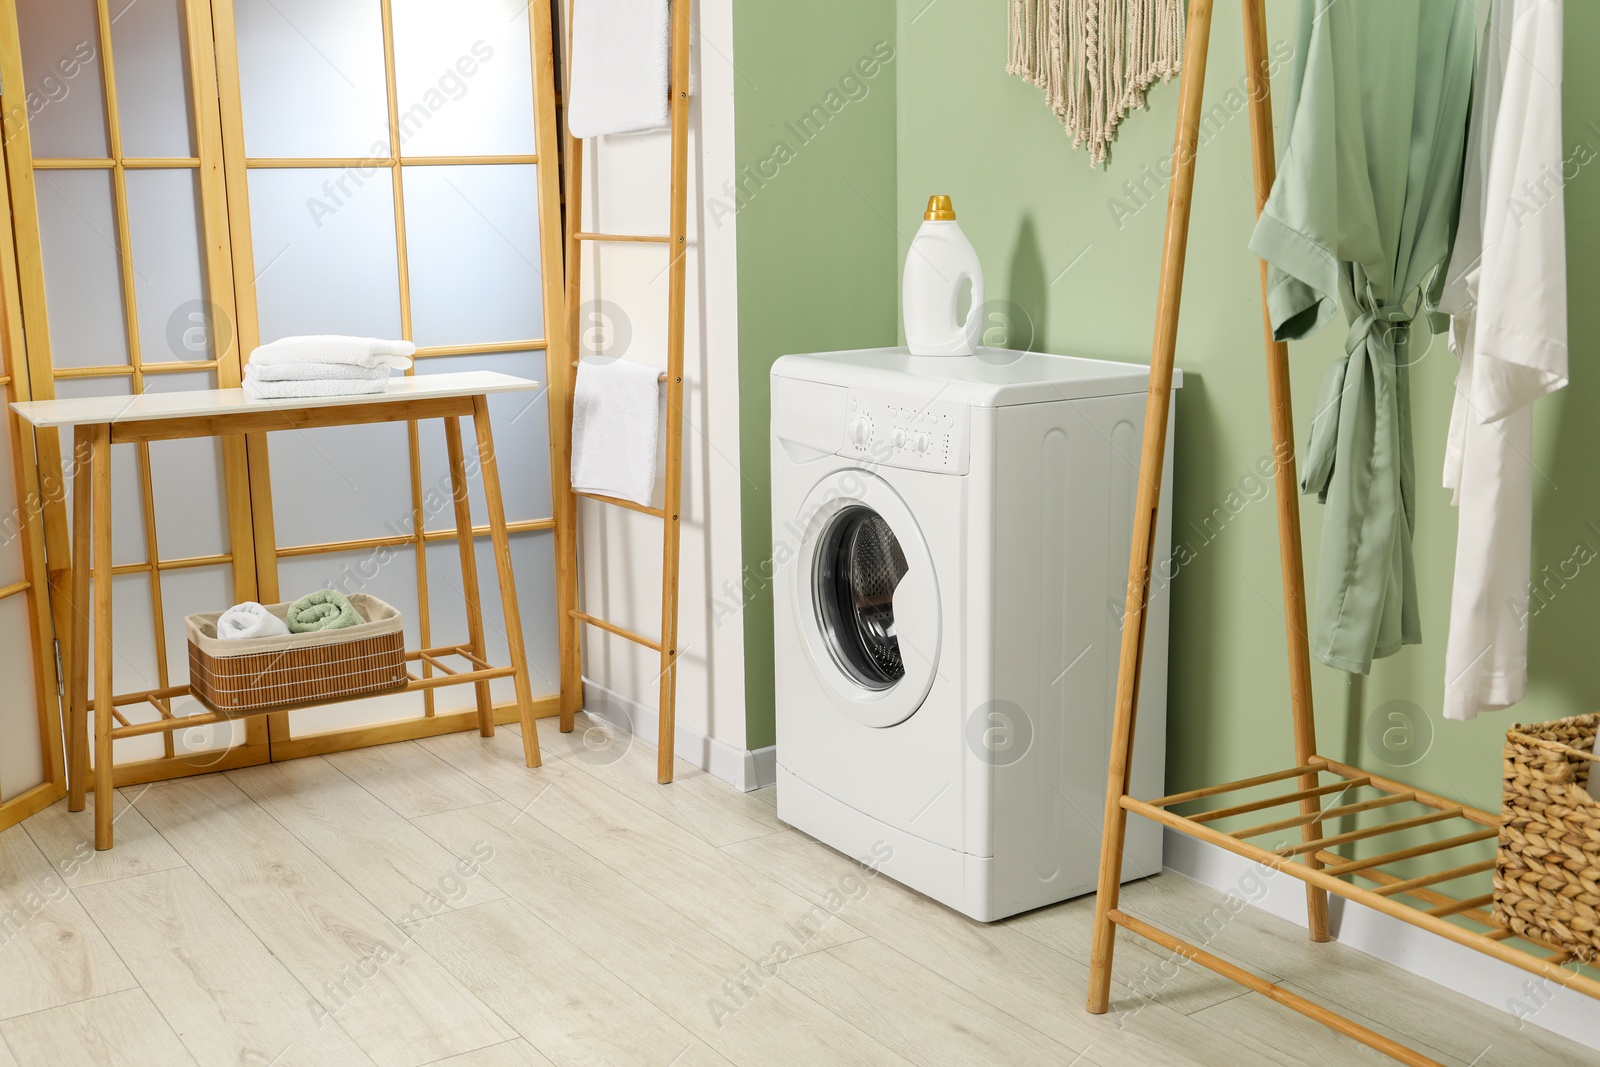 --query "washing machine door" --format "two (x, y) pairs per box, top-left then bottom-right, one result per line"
(792, 470), (940, 727)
